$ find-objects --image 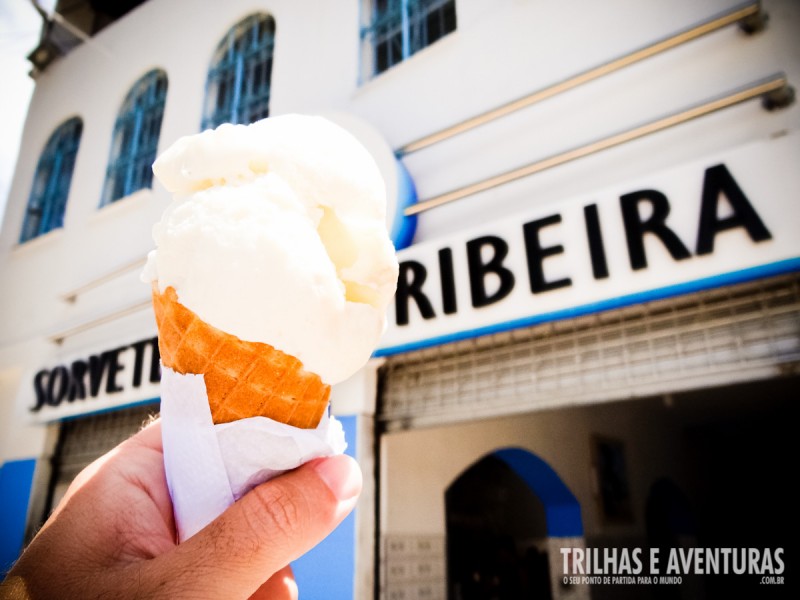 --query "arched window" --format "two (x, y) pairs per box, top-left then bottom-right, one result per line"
(101, 69), (168, 205)
(20, 117), (83, 243)
(202, 13), (275, 130)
